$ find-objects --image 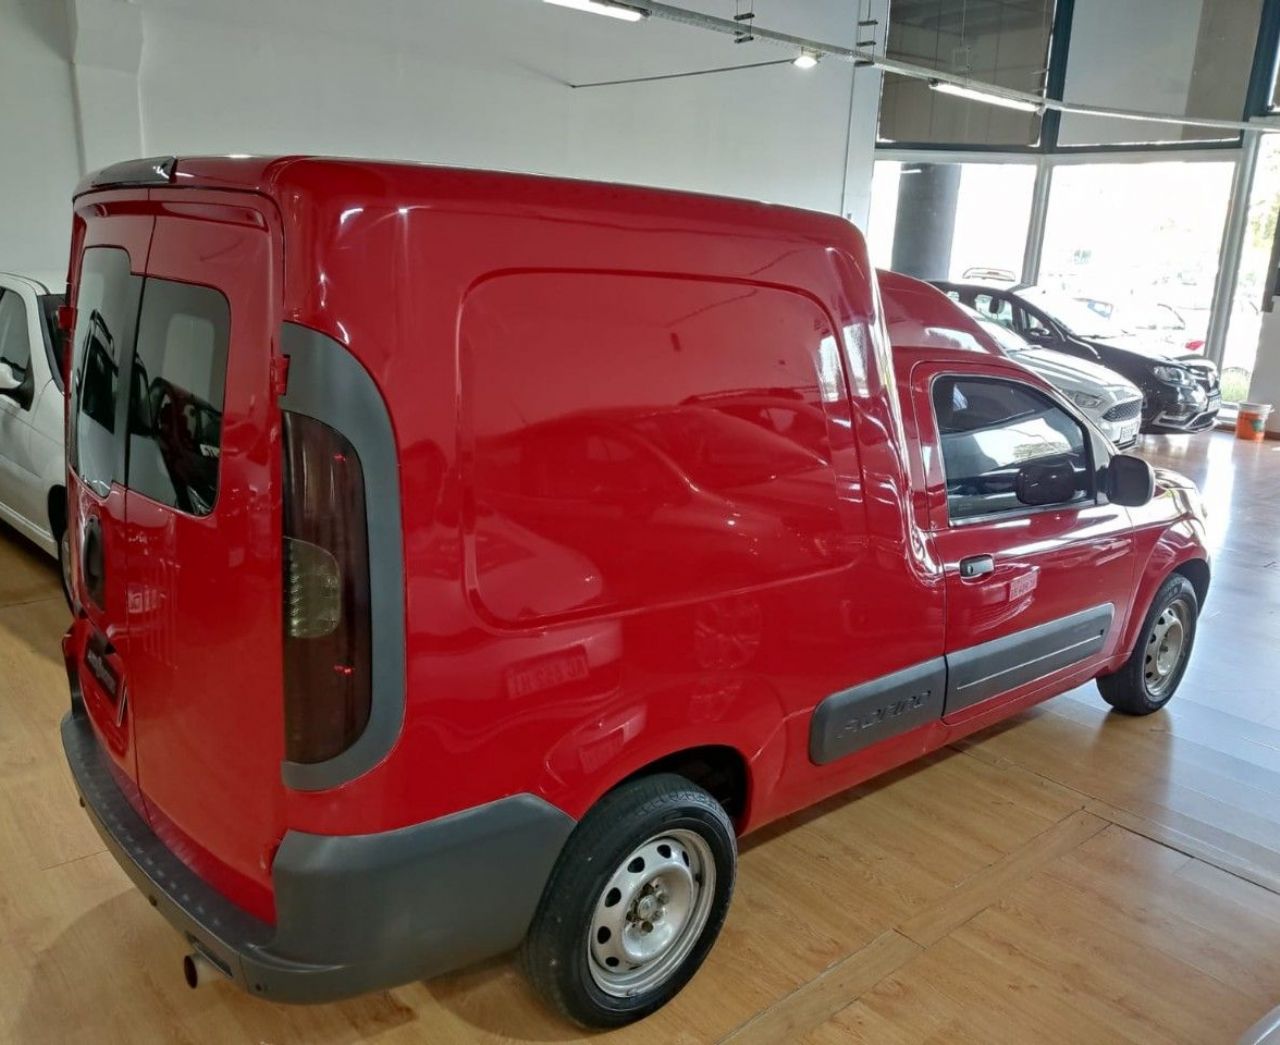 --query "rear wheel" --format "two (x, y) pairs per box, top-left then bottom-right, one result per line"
(1098, 574), (1198, 714)
(519, 773), (736, 1028)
